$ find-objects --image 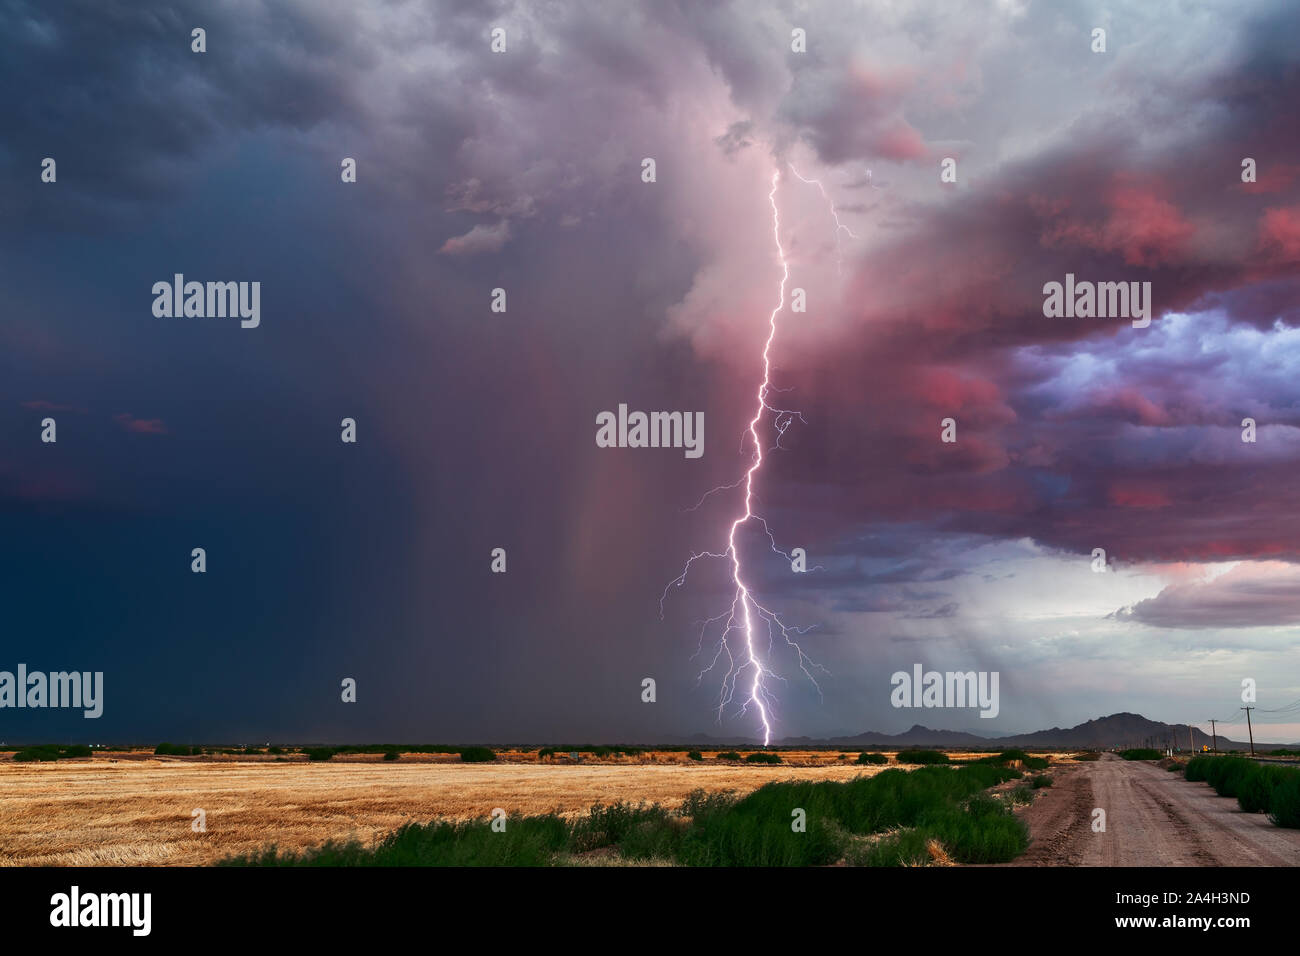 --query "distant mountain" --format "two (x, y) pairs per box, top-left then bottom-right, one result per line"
(767, 712), (1297, 751)
(786, 725), (990, 748)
